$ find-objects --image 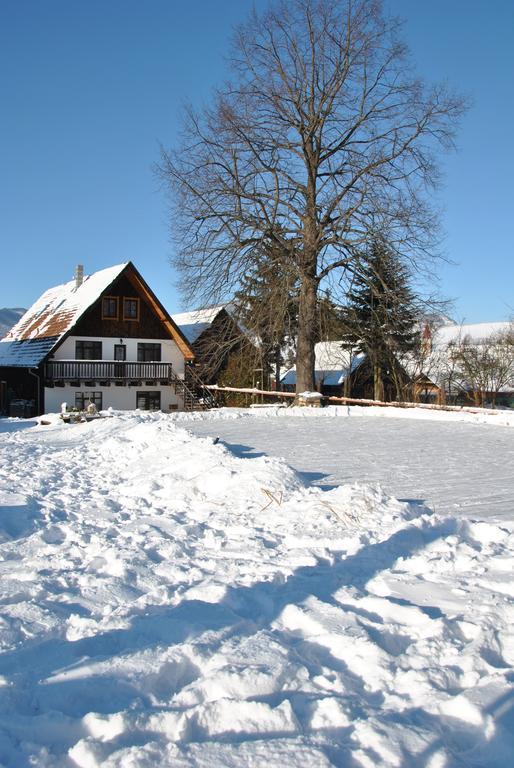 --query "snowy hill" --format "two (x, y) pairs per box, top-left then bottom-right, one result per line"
(0, 408), (513, 766)
(0, 307), (26, 339)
